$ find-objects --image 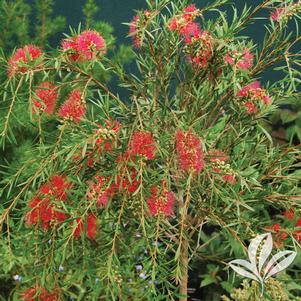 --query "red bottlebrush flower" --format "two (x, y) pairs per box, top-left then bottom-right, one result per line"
(129, 15), (142, 48)
(271, 7), (286, 21)
(73, 217), (84, 238)
(175, 129), (204, 174)
(53, 210), (68, 223)
(272, 224), (287, 240)
(61, 36), (78, 51)
(26, 197), (52, 230)
(77, 30), (106, 60)
(129, 11), (151, 48)
(87, 176), (115, 208)
(26, 175), (69, 230)
(73, 119), (120, 168)
(184, 30), (213, 68)
(293, 218), (301, 242)
(51, 175), (66, 189)
(168, 4), (200, 34)
(181, 22), (201, 43)
(245, 101), (257, 114)
(21, 287), (36, 301)
(268, 223), (288, 248)
(212, 167), (222, 173)
(61, 31), (106, 61)
(87, 213), (97, 239)
(26, 196), (67, 230)
(94, 119), (121, 150)
(273, 223), (281, 232)
(61, 36), (81, 61)
(73, 213), (97, 239)
(168, 18), (178, 31)
(222, 174), (236, 184)
(39, 175), (70, 201)
(168, 4), (205, 67)
(147, 185), (174, 217)
(224, 49), (254, 70)
(237, 81), (271, 114)
(21, 287), (60, 301)
(58, 89), (86, 123)
(8, 45), (43, 77)
(184, 4), (198, 14)
(237, 81), (261, 98)
(86, 154), (95, 168)
(127, 131), (156, 160)
(280, 232), (288, 240)
(208, 150), (236, 184)
(283, 209), (295, 221)
(238, 50), (254, 70)
(33, 82), (58, 115)
(223, 55), (235, 66)
(116, 167), (141, 194)
(39, 288), (60, 301)
(262, 95), (271, 105)
(39, 183), (52, 195)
